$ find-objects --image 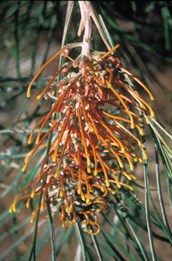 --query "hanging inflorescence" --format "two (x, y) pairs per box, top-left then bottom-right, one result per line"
(10, 45), (155, 235)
